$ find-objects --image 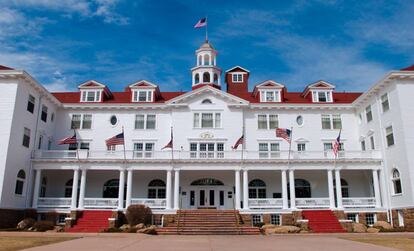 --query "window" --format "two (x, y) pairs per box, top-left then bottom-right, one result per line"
(248, 179), (266, 199)
(259, 142), (280, 158)
(270, 214), (281, 225)
(132, 90), (153, 102)
(134, 142), (154, 158)
(22, 127), (30, 148)
(392, 169), (402, 195)
(70, 114), (92, 129)
(312, 91), (332, 102)
(334, 178), (349, 198)
(361, 140), (366, 151)
(381, 93), (389, 112)
(27, 95), (35, 113)
(110, 115), (117, 126)
(148, 179), (166, 199)
(82, 114), (92, 129)
(321, 114), (342, 129)
(51, 112), (54, 122)
(135, 114), (156, 129)
(202, 99), (212, 104)
(40, 177), (47, 197)
(251, 215), (263, 225)
(41, 105), (48, 122)
(297, 143), (306, 152)
(189, 142), (225, 158)
(194, 73), (200, 84)
(386, 126), (394, 147)
(370, 136), (375, 150)
(65, 179), (80, 198)
(103, 179), (123, 198)
(81, 90), (101, 102)
(193, 112), (221, 128)
(365, 213), (376, 226)
(71, 114), (81, 129)
(257, 114), (278, 129)
(296, 115), (304, 126)
(79, 142), (90, 150)
(15, 170), (26, 195)
(202, 72), (210, 82)
(38, 135), (43, 149)
(324, 142), (344, 157)
(347, 214), (358, 223)
(260, 90), (281, 102)
(366, 105), (373, 122)
(232, 73), (243, 83)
